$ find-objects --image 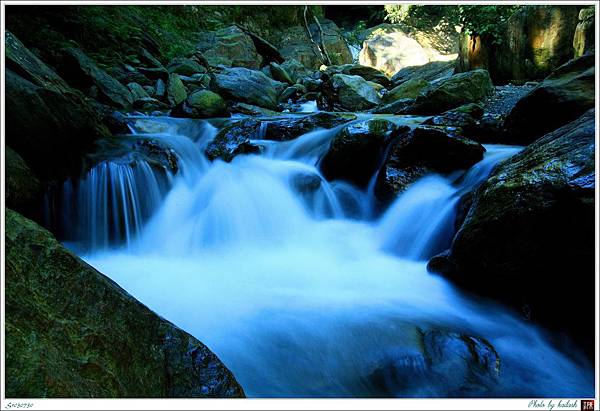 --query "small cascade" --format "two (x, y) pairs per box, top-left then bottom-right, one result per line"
(377, 145), (522, 260)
